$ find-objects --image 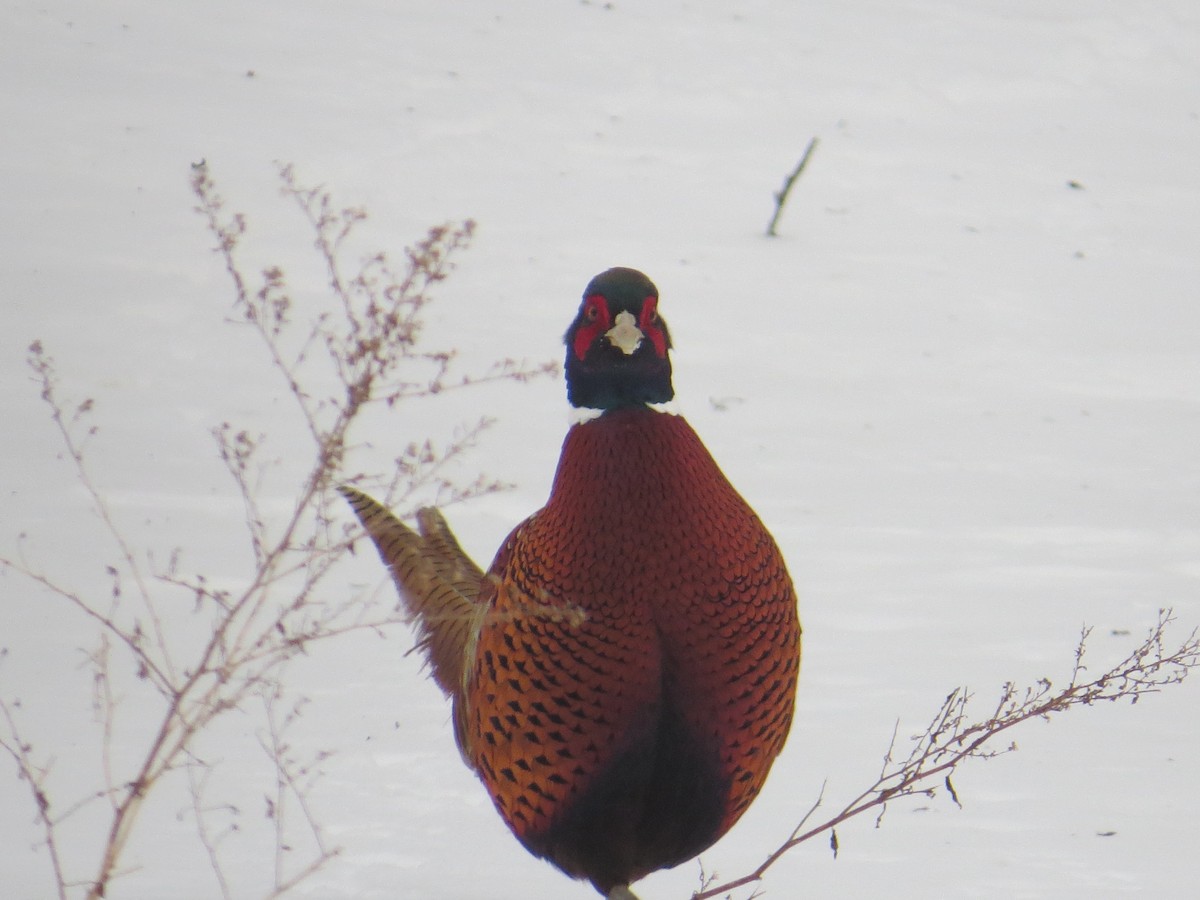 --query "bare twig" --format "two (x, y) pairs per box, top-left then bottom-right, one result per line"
(693, 610), (1200, 899)
(765, 136), (819, 238)
(186, 760), (236, 900)
(255, 684), (337, 894)
(1, 163), (556, 898)
(0, 698), (70, 900)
